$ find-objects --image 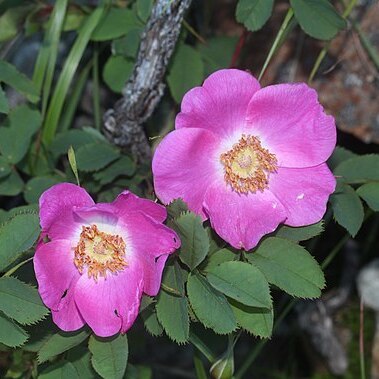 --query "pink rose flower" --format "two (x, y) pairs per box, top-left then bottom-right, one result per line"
(34, 183), (180, 337)
(152, 69), (336, 250)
